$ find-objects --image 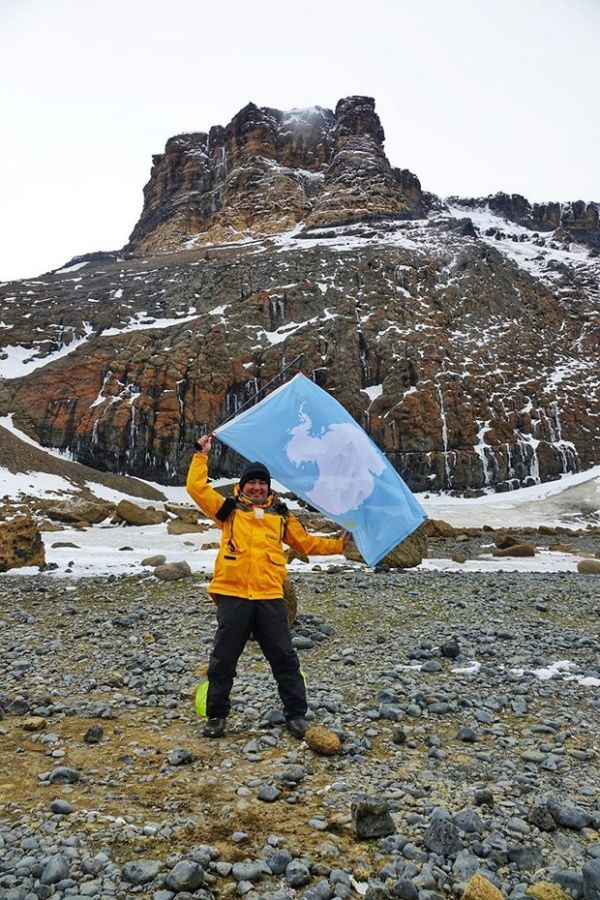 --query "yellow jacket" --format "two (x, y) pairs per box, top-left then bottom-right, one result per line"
(187, 453), (344, 600)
